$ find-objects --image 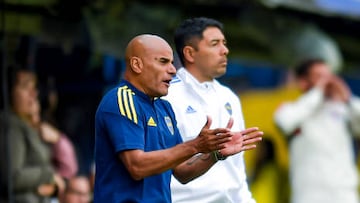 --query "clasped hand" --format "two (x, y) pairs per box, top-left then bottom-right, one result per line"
(196, 116), (263, 156)
(220, 117), (263, 156)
